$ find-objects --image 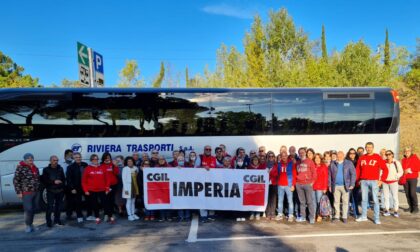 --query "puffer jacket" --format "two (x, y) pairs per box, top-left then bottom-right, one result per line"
(13, 161), (41, 194)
